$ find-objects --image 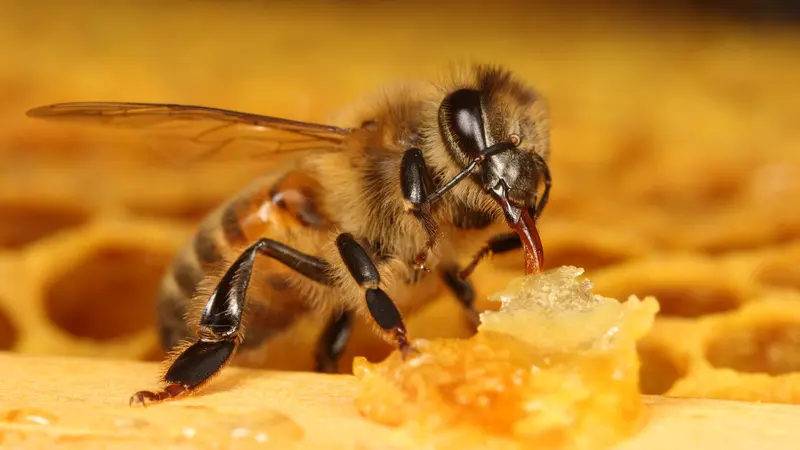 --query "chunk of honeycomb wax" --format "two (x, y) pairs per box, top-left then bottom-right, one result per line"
(353, 266), (660, 450)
